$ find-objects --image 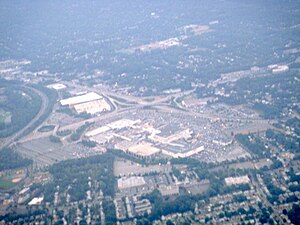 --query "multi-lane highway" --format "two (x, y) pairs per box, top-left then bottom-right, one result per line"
(0, 86), (49, 149)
